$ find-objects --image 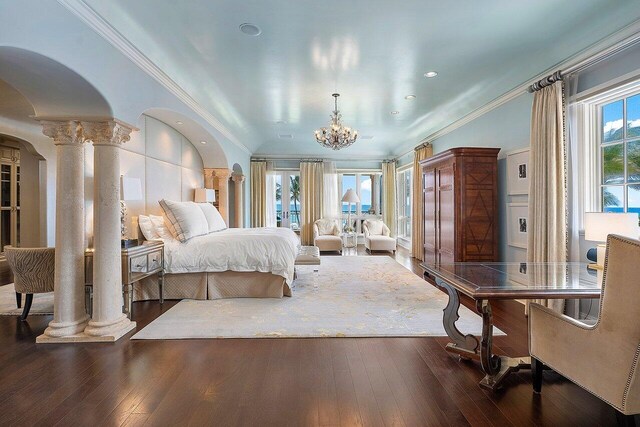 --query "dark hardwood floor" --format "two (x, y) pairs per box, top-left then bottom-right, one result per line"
(0, 247), (625, 426)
